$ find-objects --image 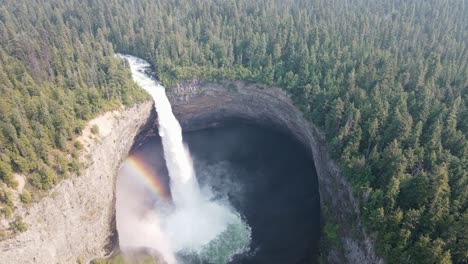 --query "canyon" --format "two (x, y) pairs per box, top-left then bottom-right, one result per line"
(0, 80), (380, 264)
(167, 80), (381, 264)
